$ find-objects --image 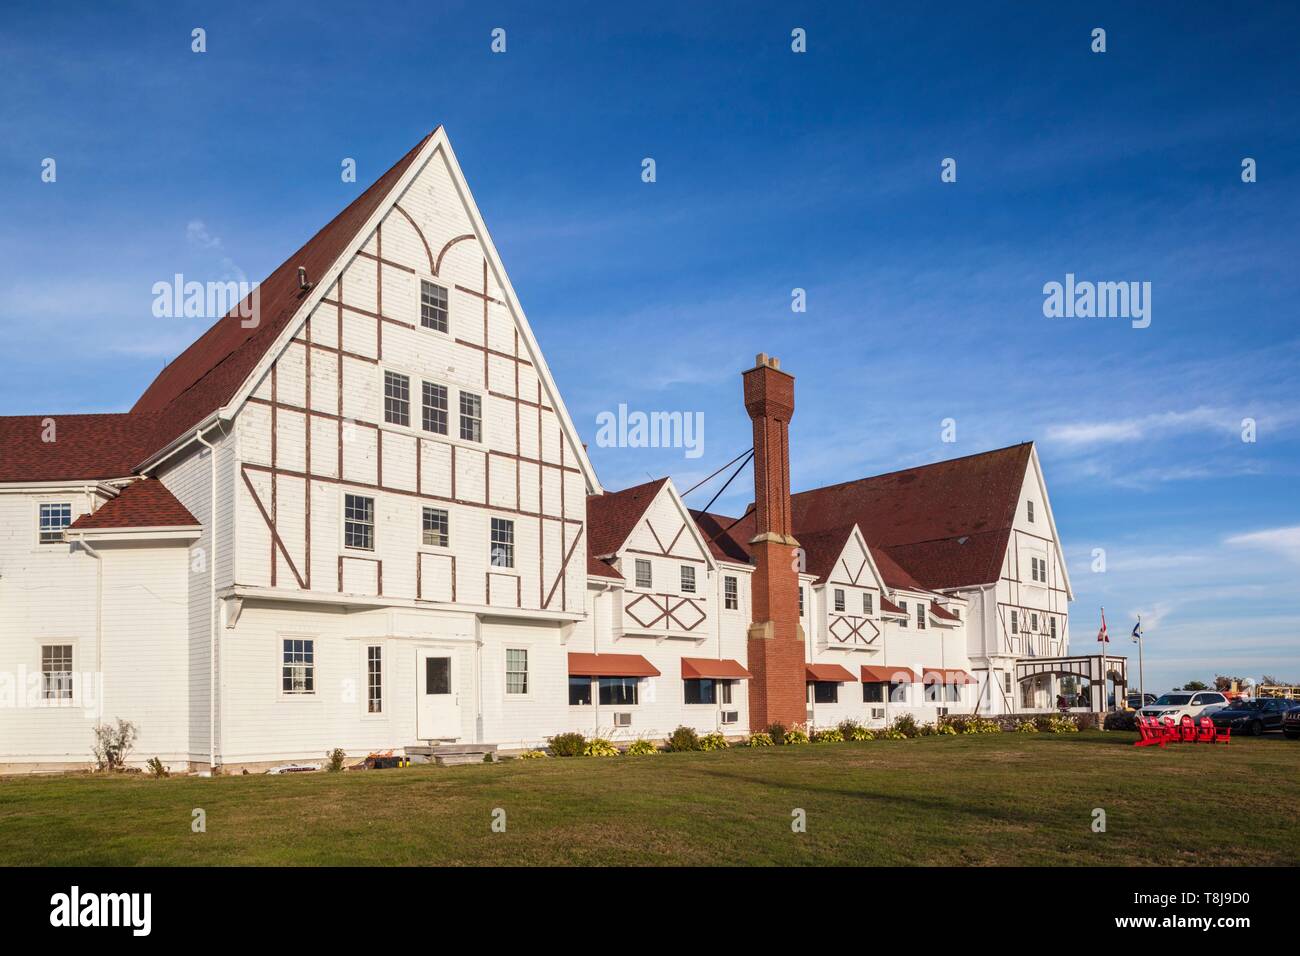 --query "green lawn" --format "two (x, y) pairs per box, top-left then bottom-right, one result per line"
(1, 732), (1296, 866)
